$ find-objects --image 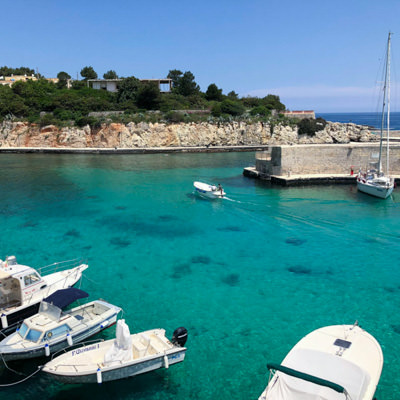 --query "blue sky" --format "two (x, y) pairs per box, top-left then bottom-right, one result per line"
(2, 0), (400, 112)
